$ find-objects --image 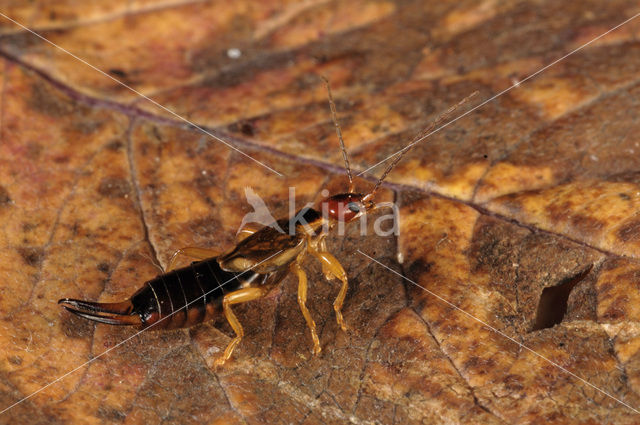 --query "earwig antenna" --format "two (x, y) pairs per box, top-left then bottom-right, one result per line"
(322, 76), (355, 192)
(364, 91), (479, 201)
